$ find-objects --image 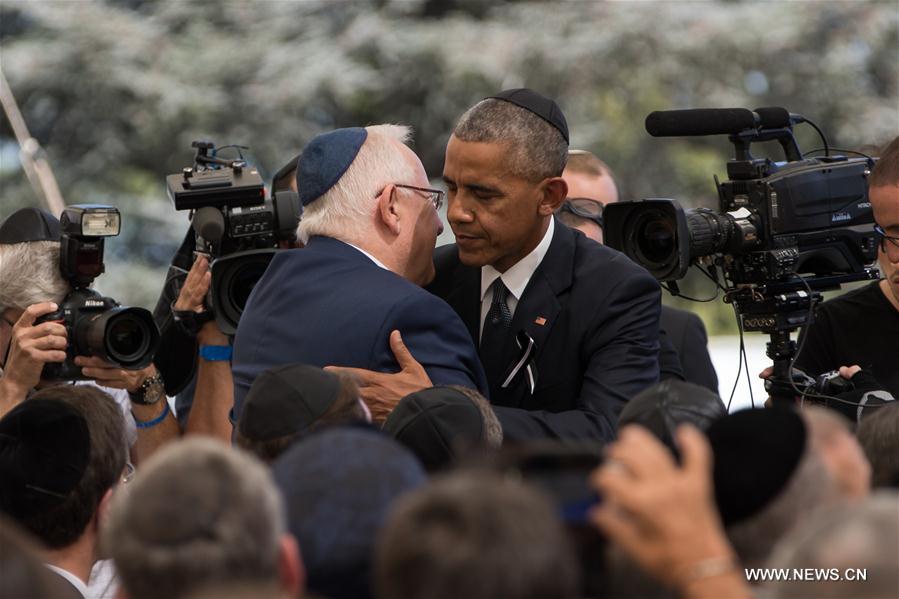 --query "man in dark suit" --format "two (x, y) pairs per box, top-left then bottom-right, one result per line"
(231, 125), (488, 423)
(429, 90), (661, 440)
(559, 148), (719, 393)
